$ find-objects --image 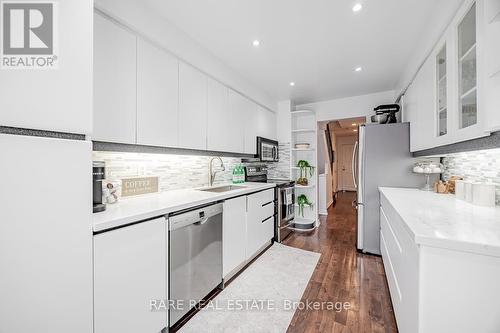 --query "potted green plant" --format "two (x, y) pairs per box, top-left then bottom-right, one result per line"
(296, 160), (315, 186)
(296, 194), (314, 217)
